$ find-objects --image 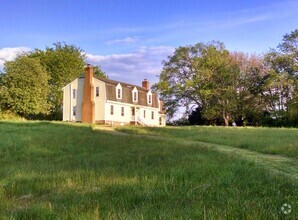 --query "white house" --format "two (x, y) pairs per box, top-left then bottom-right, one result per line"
(62, 64), (166, 126)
